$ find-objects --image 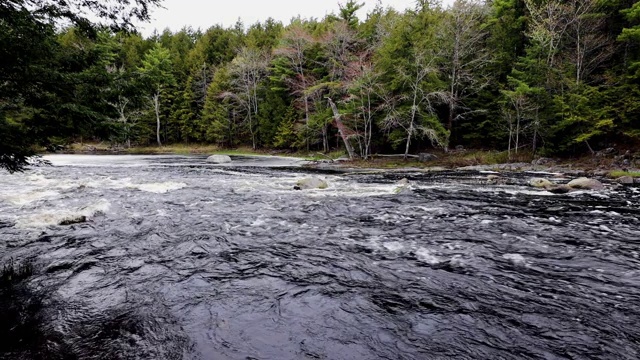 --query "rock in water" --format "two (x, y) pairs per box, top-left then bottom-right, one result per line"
(206, 155), (232, 164)
(394, 178), (412, 194)
(529, 178), (554, 188)
(617, 176), (634, 185)
(545, 184), (573, 194)
(567, 177), (603, 190)
(296, 178), (328, 190)
(394, 185), (412, 195)
(59, 215), (87, 226)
